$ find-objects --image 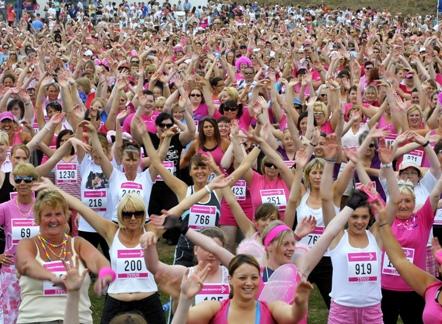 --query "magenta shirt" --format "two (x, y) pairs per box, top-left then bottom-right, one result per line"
(381, 198), (434, 291)
(422, 281), (442, 323)
(249, 171), (289, 218)
(122, 111), (160, 134)
(0, 197), (36, 261)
